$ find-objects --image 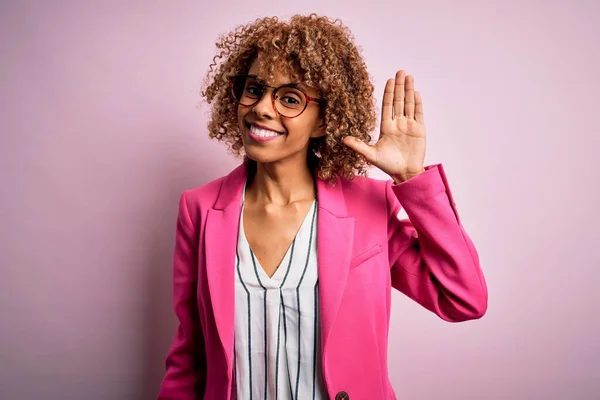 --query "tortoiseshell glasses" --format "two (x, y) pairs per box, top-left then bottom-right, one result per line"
(229, 74), (325, 119)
